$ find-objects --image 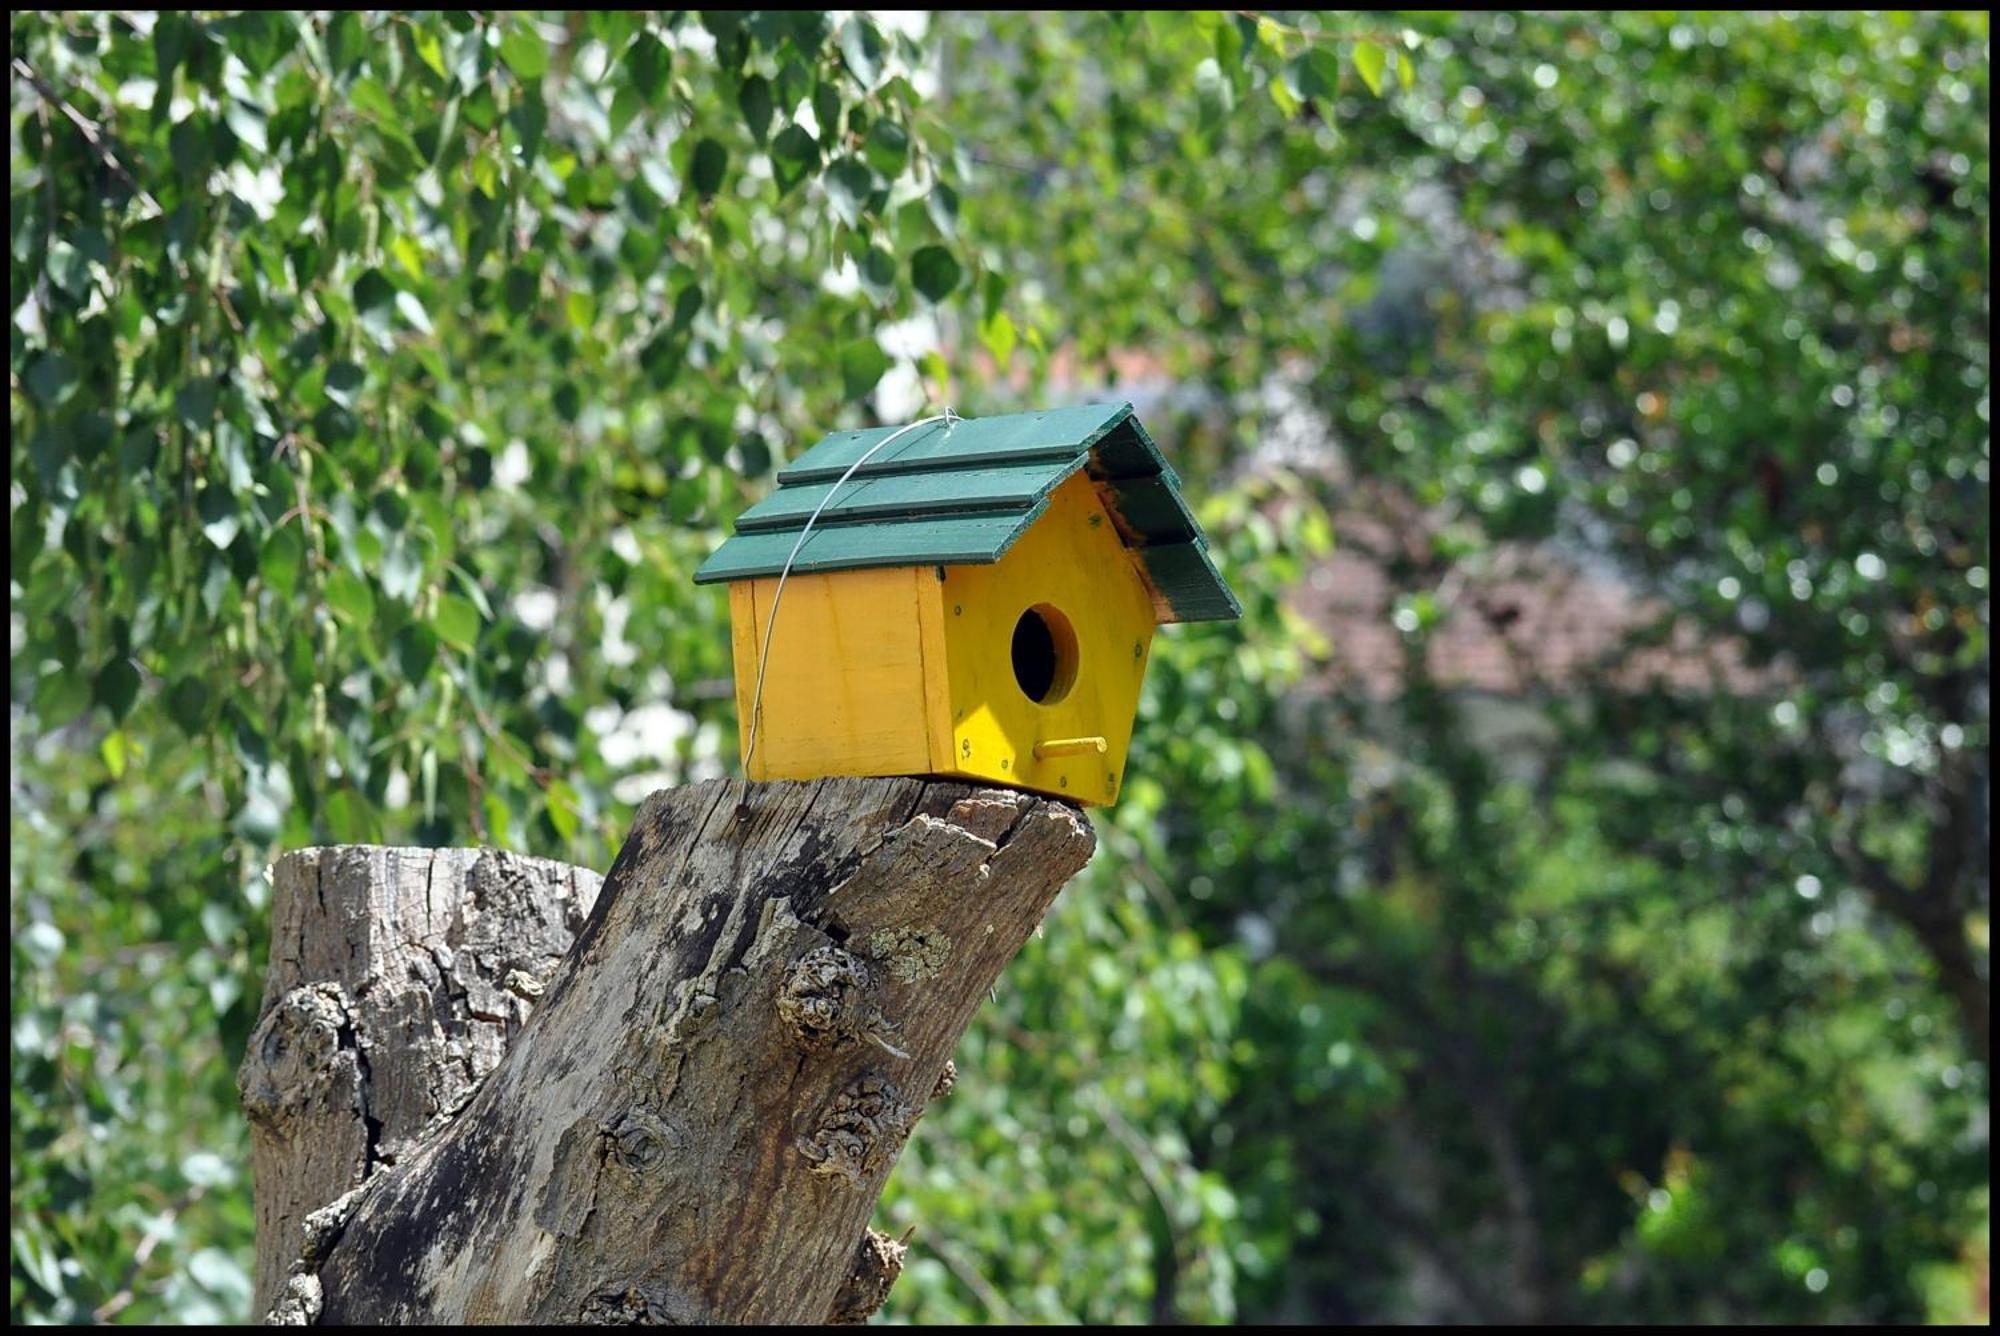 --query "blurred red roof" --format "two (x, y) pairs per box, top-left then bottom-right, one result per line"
(964, 357), (1779, 700)
(1290, 488), (1779, 700)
